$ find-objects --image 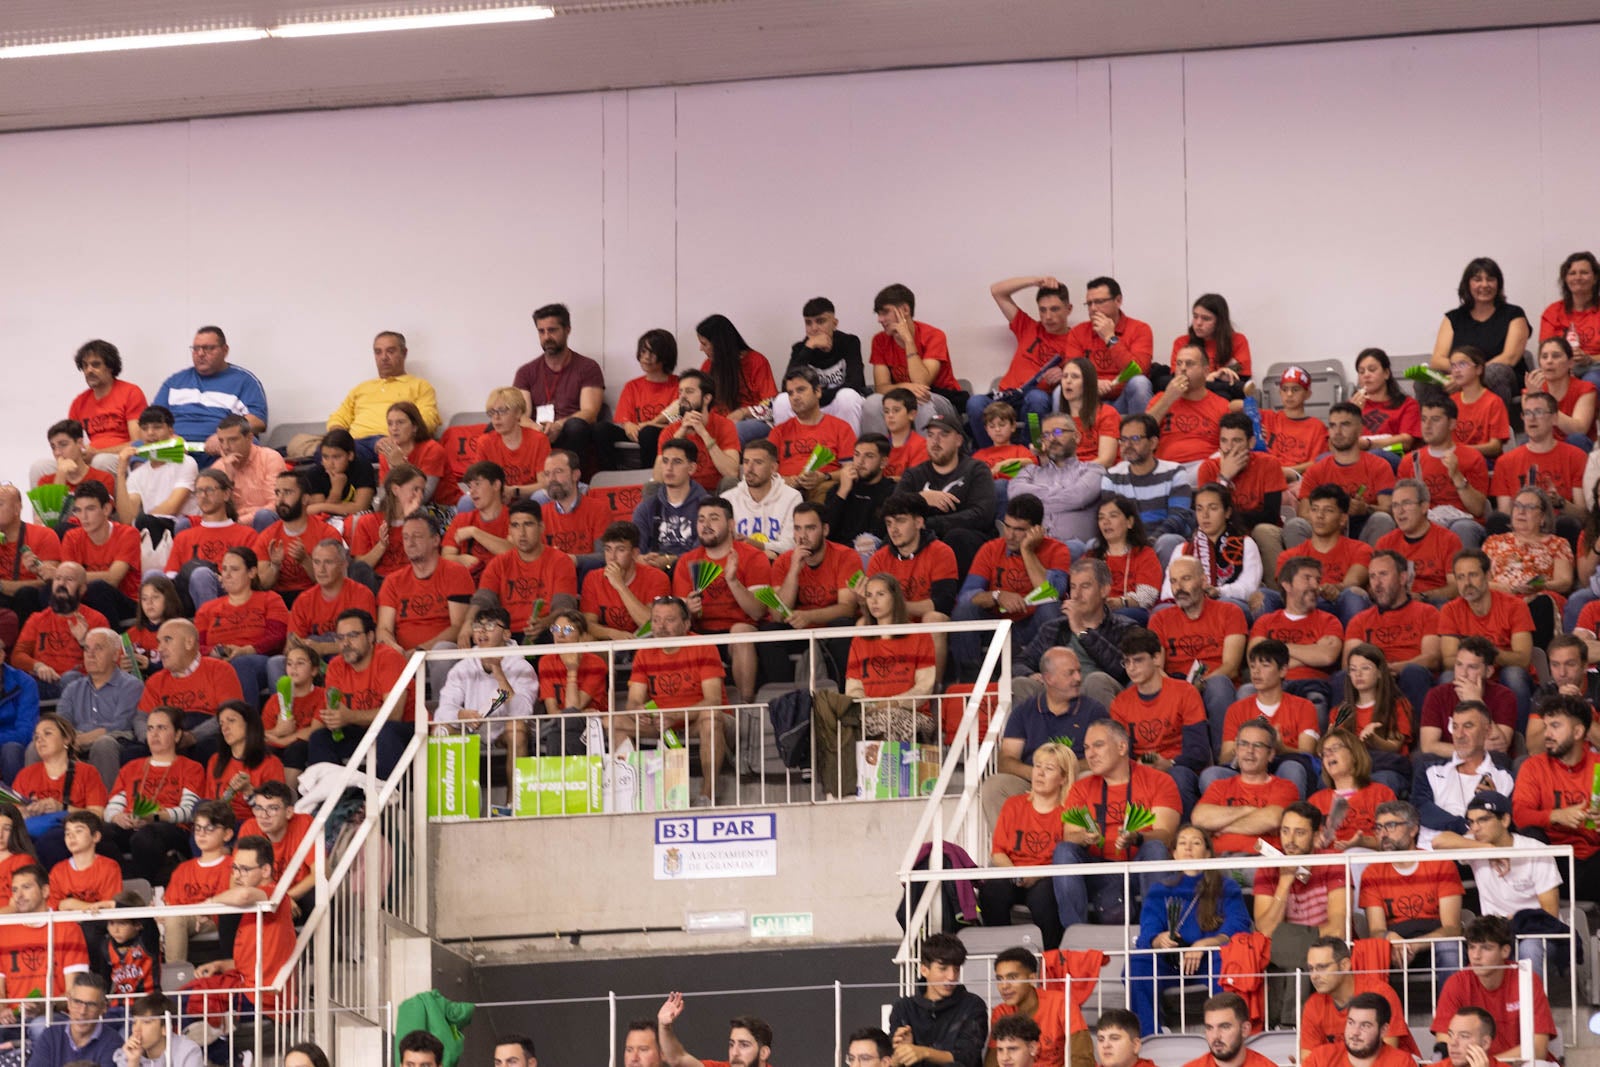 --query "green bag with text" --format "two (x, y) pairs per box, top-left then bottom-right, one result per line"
(427, 734), (481, 820)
